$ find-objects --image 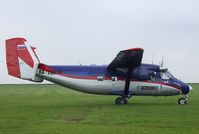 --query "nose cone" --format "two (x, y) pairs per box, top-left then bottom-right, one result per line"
(175, 79), (191, 94)
(181, 84), (192, 94)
